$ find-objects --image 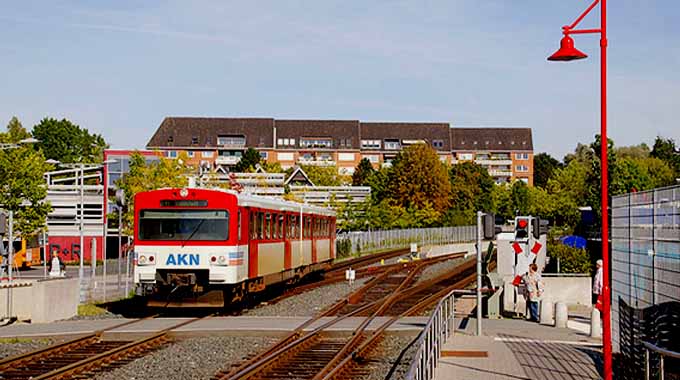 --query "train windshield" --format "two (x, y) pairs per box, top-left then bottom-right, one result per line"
(138, 210), (229, 241)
